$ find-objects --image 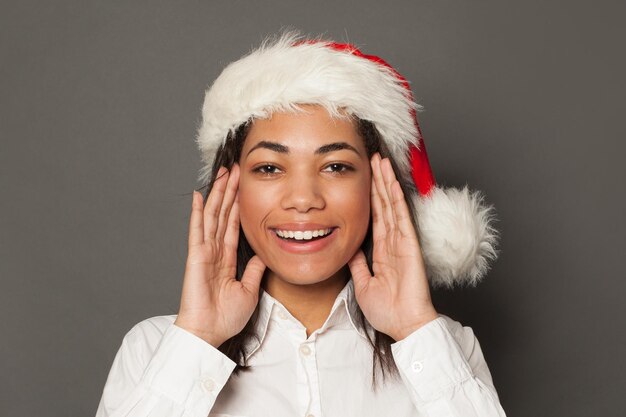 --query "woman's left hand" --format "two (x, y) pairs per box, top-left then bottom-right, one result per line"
(348, 153), (439, 342)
